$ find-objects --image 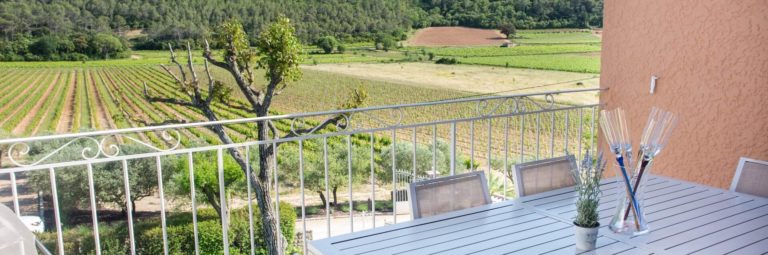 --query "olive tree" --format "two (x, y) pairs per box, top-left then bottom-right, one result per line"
(315, 36), (338, 54)
(26, 143), (171, 220)
(146, 17), (363, 254)
(278, 142), (369, 208)
(172, 151), (245, 220)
